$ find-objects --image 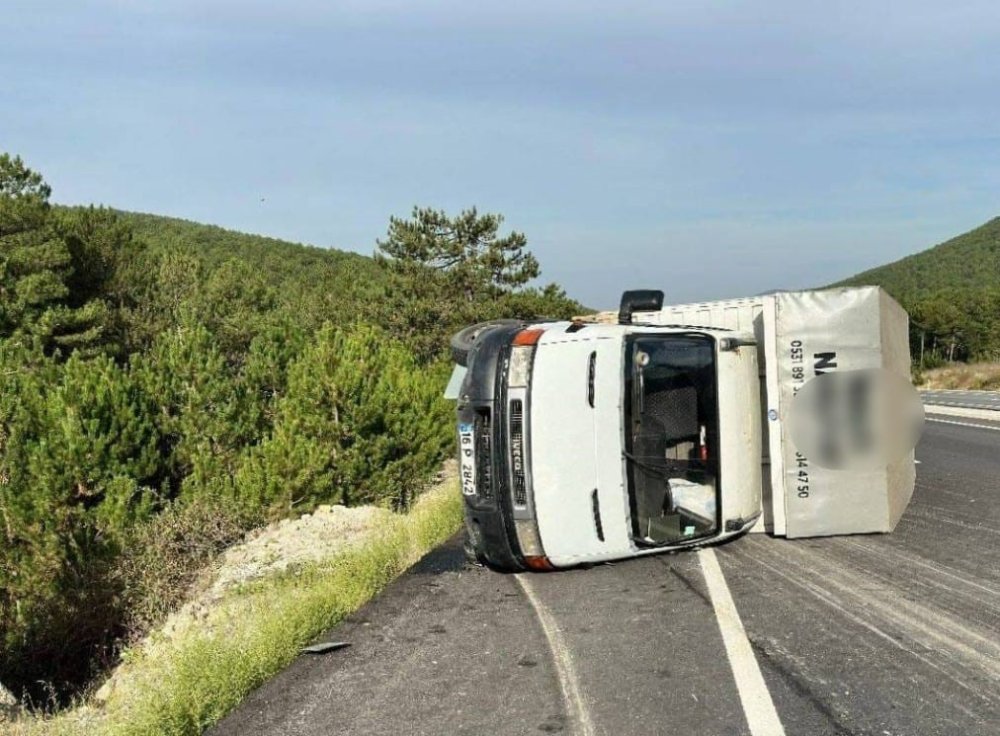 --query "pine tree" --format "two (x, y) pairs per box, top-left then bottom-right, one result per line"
(235, 325), (452, 513)
(0, 154), (71, 341)
(377, 206), (540, 301)
(374, 206), (578, 361)
(0, 154), (113, 356)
